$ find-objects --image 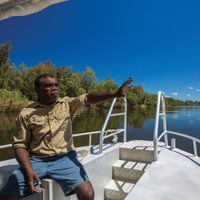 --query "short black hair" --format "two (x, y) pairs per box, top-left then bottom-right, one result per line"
(34, 74), (55, 89)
